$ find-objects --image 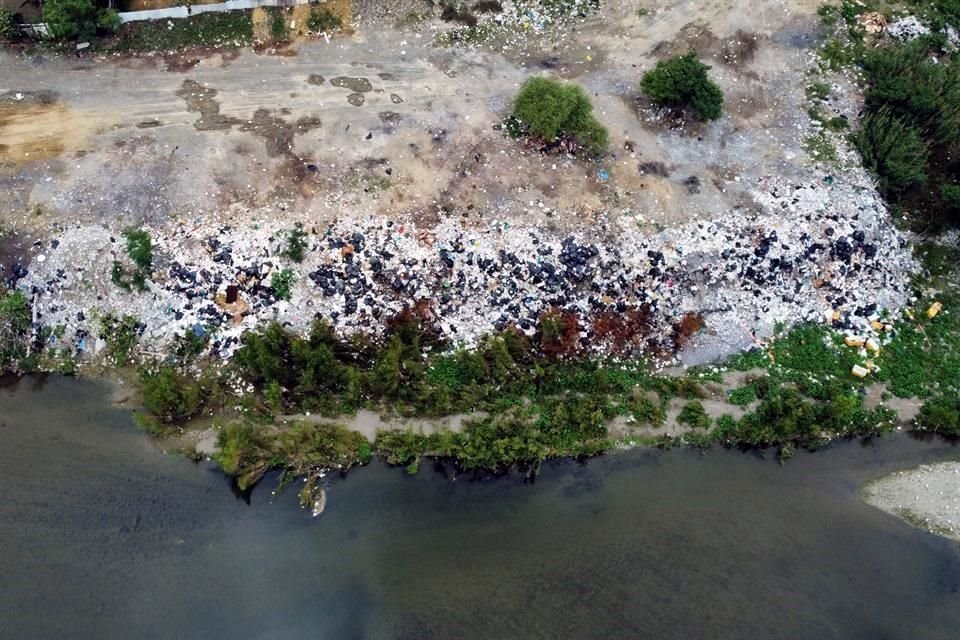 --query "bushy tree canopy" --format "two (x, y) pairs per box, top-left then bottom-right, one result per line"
(511, 76), (609, 153)
(44, 0), (119, 41)
(640, 52), (724, 121)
